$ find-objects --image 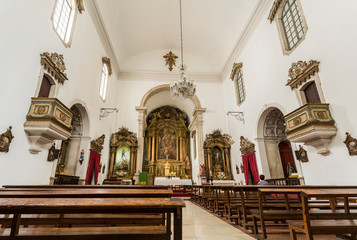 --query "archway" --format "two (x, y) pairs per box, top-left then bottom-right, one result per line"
(256, 106), (296, 179)
(55, 103), (90, 183)
(136, 84), (206, 184)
